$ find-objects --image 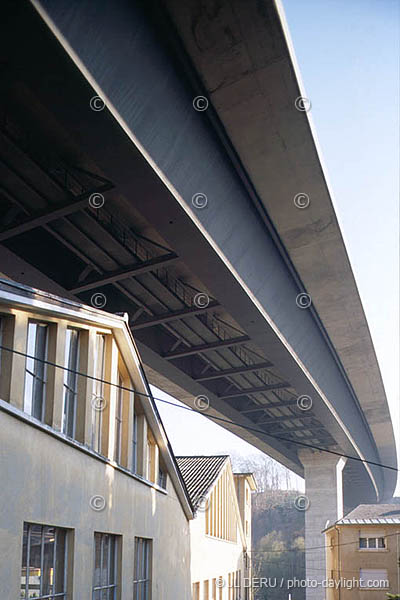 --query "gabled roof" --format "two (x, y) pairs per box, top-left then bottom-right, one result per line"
(335, 503), (400, 525)
(176, 455), (229, 508)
